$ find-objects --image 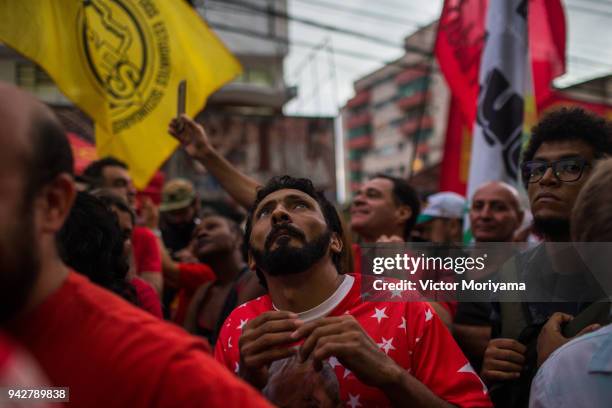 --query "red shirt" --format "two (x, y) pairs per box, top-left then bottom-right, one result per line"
(0, 332), (58, 407)
(7, 272), (272, 408)
(132, 226), (161, 274)
(130, 277), (163, 318)
(215, 274), (491, 408)
(173, 263), (216, 325)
